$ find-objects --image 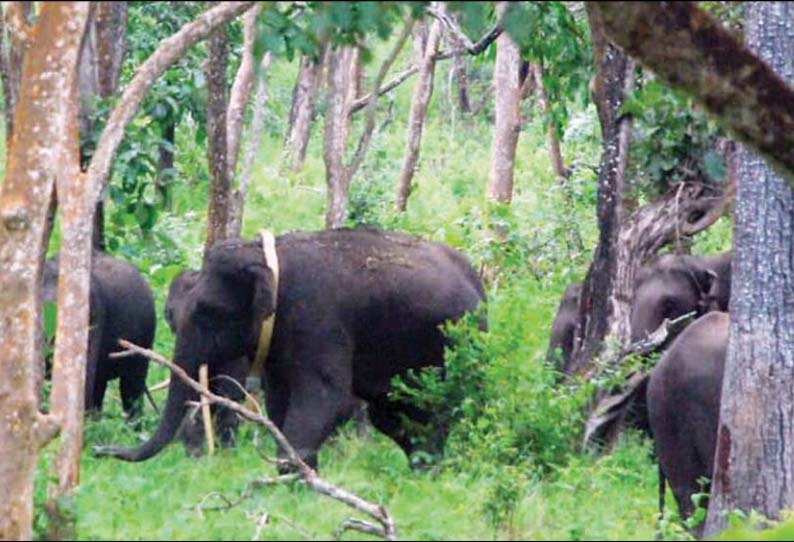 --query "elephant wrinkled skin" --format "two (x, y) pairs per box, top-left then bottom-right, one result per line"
(96, 228), (486, 469)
